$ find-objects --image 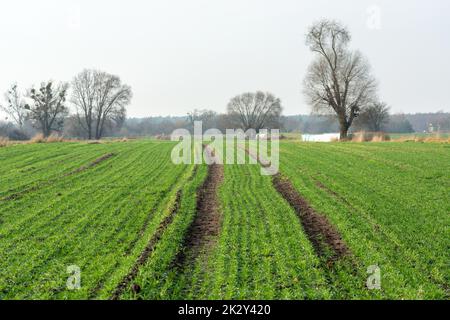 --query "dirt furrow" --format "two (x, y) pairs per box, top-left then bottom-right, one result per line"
(1, 153), (116, 201)
(272, 174), (349, 261)
(123, 166), (199, 257)
(173, 146), (224, 268)
(66, 153), (115, 176)
(243, 145), (350, 262)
